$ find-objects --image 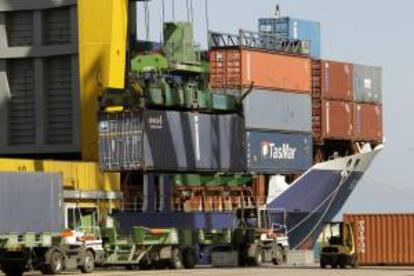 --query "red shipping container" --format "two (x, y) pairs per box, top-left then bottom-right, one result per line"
(354, 103), (383, 142)
(313, 100), (353, 141)
(320, 60), (353, 101)
(210, 48), (312, 93)
(344, 214), (414, 266)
